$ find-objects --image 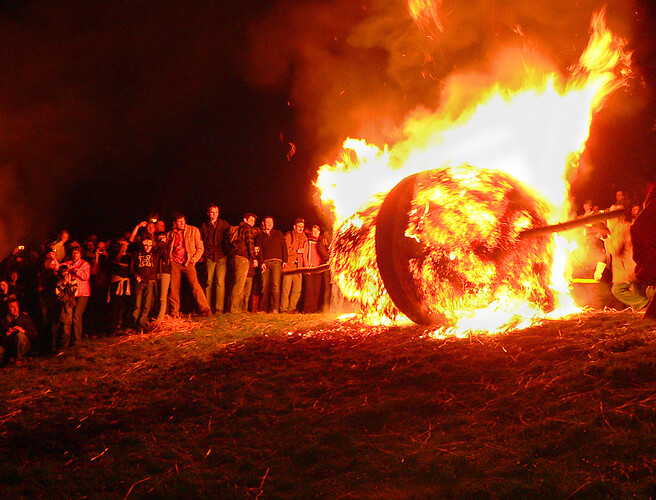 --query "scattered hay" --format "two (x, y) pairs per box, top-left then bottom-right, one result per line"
(0, 310), (655, 498)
